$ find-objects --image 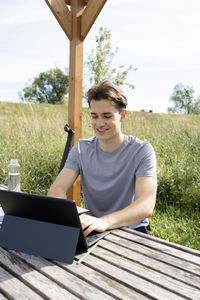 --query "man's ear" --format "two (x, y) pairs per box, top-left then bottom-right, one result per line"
(121, 109), (127, 121)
